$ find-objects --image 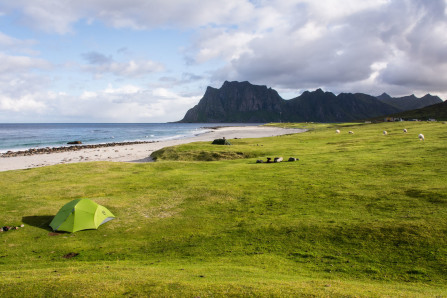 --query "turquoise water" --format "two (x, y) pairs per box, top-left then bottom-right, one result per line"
(0, 123), (255, 152)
